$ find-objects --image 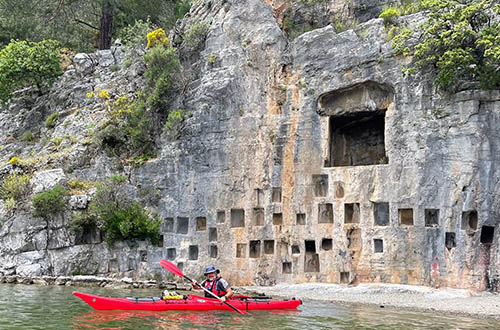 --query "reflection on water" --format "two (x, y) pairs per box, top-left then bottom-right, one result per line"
(0, 284), (498, 330)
